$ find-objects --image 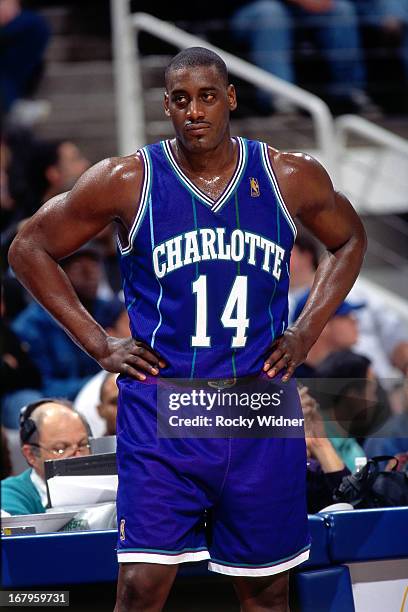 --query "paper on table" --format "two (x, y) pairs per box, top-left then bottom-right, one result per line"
(2, 510), (77, 534)
(48, 474), (118, 507)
